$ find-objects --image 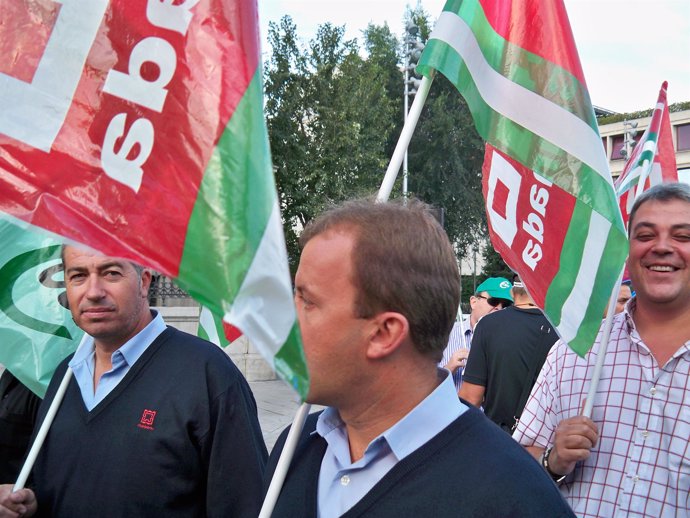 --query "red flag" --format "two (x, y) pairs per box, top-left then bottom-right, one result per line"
(0, 0), (258, 275)
(0, 0), (309, 397)
(419, 0), (628, 355)
(615, 82), (678, 227)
